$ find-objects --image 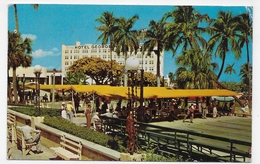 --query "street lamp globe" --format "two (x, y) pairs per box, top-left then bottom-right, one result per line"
(34, 65), (42, 73)
(125, 56), (139, 70)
